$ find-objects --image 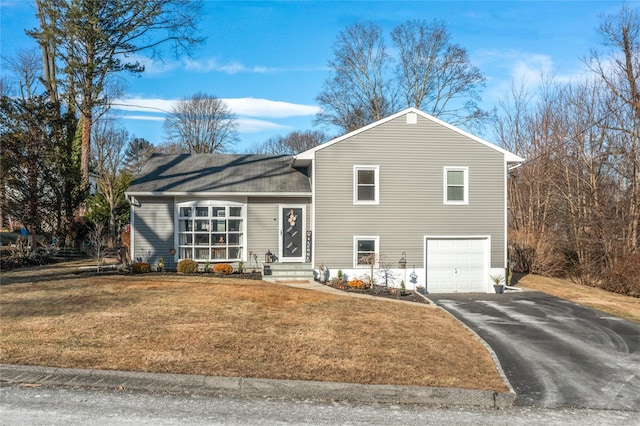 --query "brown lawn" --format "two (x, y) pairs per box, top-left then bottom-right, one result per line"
(0, 262), (508, 392)
(518, 274), (640, 322)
